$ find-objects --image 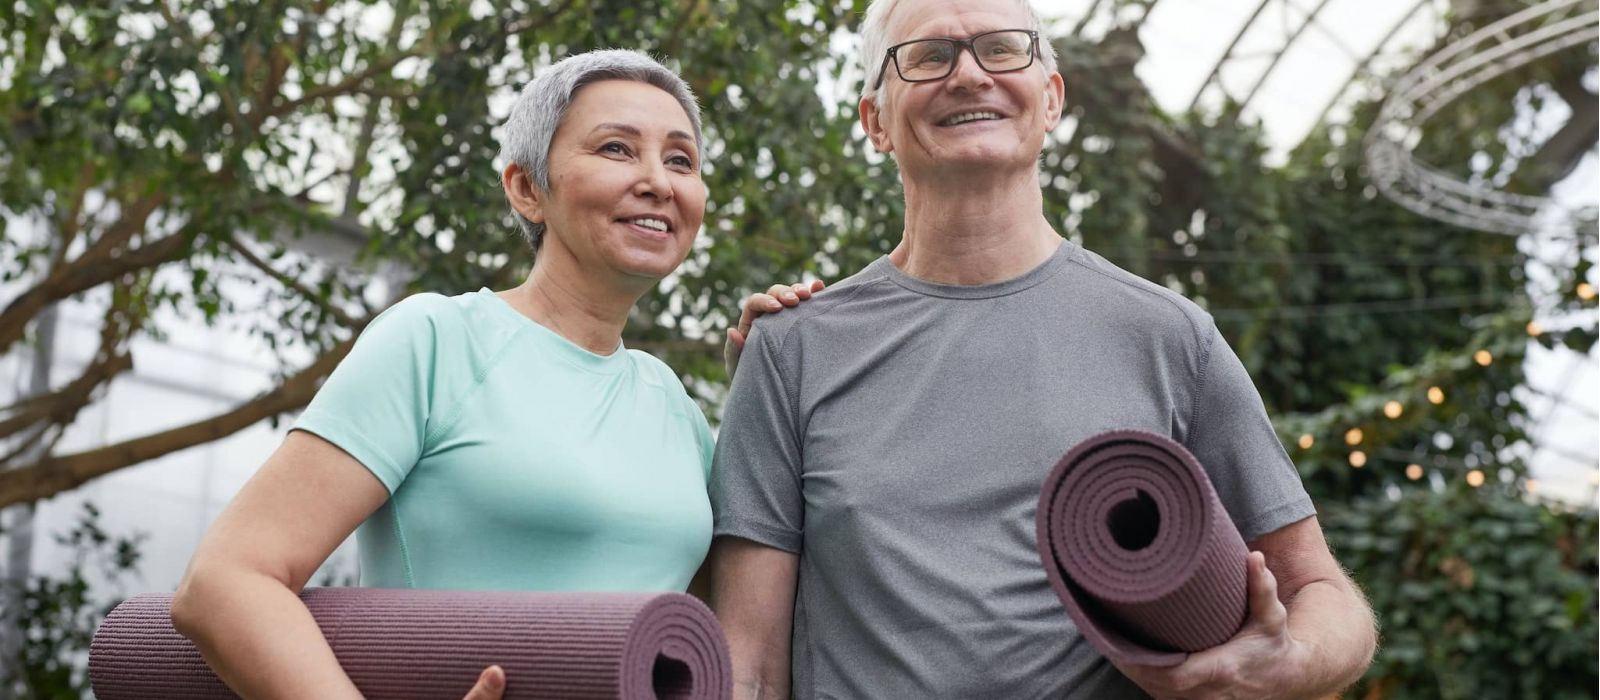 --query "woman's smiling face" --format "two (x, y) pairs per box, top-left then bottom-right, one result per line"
(534, 79), (706, 283)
